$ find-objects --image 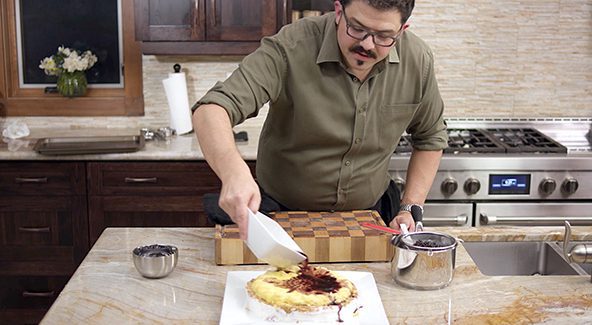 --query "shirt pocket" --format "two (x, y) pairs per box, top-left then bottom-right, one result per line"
(379, 103), (419, 150)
